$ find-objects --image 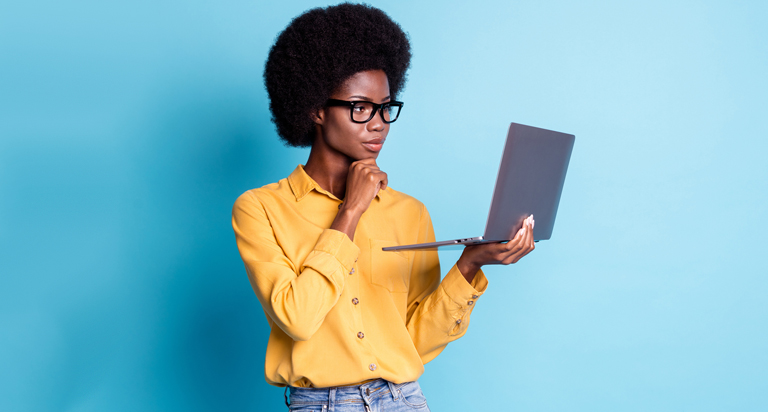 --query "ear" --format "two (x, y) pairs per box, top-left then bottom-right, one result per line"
(312, 108), (325, 125)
